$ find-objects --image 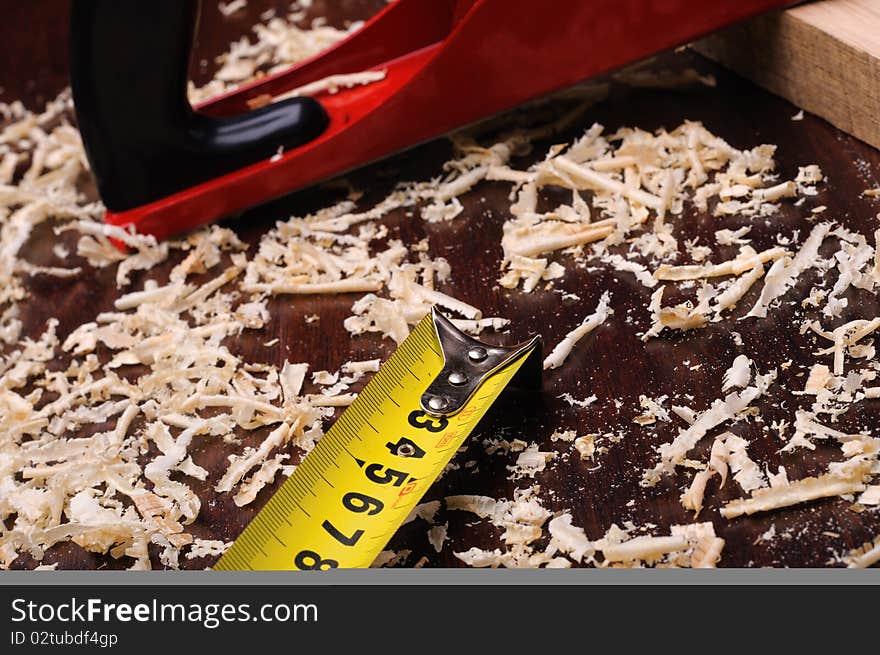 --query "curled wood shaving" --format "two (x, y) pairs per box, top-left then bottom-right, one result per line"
(810, 317), (880, 376)
(547, 513), (593, 563)
(643, 369), (776, 486)
(273, 70), (387, 103)
(449, 487), (560, 568)
(189, 10), (363, 103)
(721, 473), (867, 519)
(595, 521), (723, 567)
(722, 355), (752, 391)
(746, 222), (831, 318)
(724, 433), (767, 493)
(845, 536), (880, 568)
(712, 264), (764, 319)
(654, 246), (788, 281)
(643, 284), (715, 340)
(543, 291), (612, 370)
(722, 441), (878, 518)
(804, 364), (832, 395)
(601, 536), (688, 562)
